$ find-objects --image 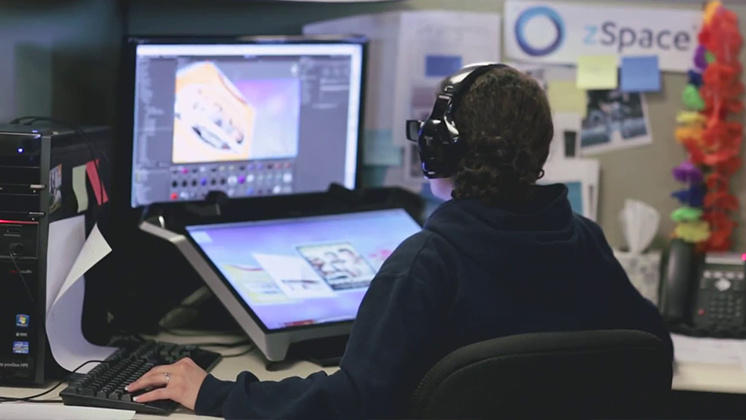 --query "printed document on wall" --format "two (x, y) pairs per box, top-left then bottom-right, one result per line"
(540, 159), (600, 221)
(396, 11), (501, 147)
(547, 112), (582, 163)
(304, 13), (403, 166)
